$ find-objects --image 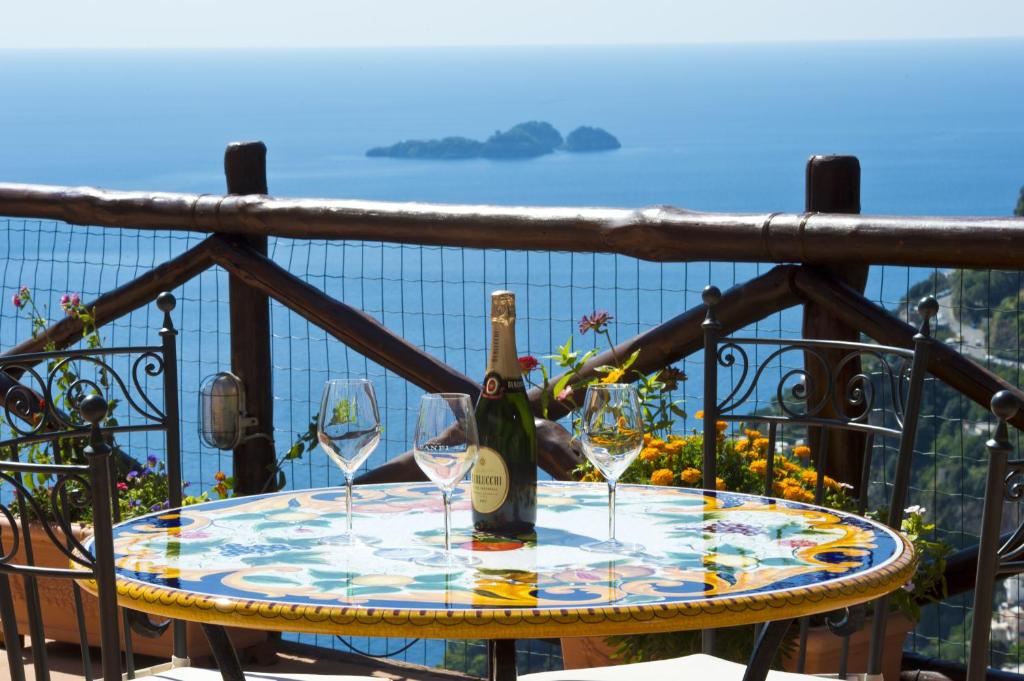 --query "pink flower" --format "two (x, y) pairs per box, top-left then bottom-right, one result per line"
(70, 292), (80, 307)
(11, 294), (21, 309)
(556, 387), (573, 401)
(579, 310), (612, 335)
(116, 482), (128, 492)
(60, 294), (70, 306)
(518, 355), (539, 373)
